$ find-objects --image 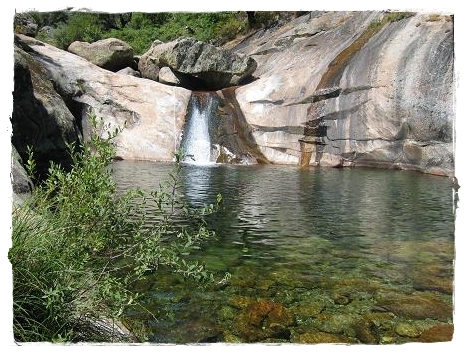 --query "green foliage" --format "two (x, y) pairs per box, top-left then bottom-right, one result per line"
(27, 11), (250, 54)
(10, 113), (225, 342)
(51, 12), (104, 49)
(385, 11), (415, 22)
(24, 10), (297, 54)
(102, 12), (248, 54)
(368, 11), (416, 30)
